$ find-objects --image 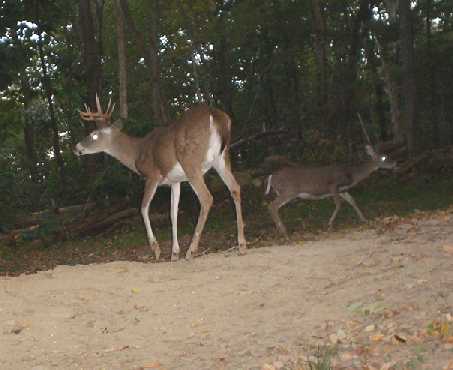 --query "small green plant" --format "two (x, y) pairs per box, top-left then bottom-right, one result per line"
(306, 346), (337, 370)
